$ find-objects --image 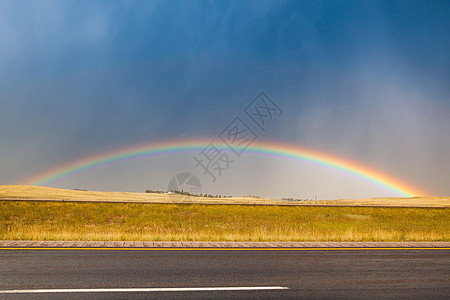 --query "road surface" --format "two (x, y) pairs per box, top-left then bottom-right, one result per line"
(0, 249), (448, 299)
